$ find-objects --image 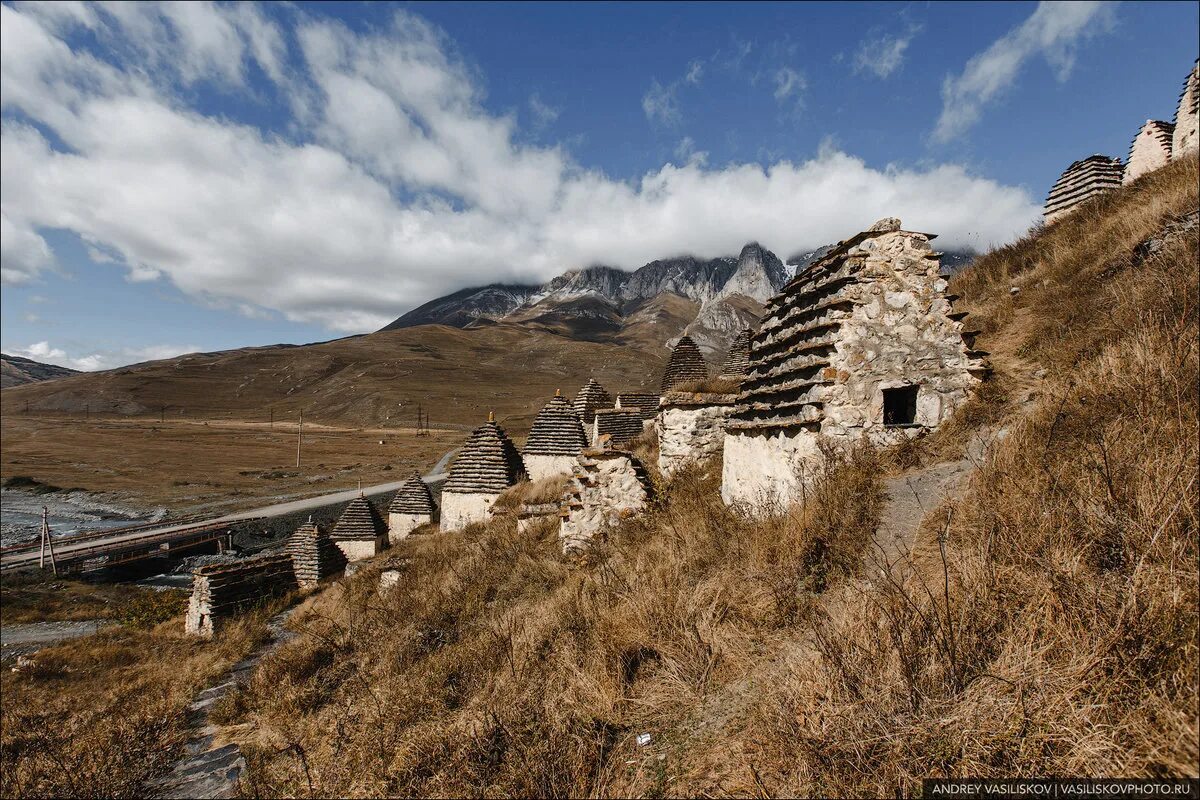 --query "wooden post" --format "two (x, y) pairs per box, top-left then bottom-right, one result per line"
(39, 506), (58, 576)
(270, 407), (274, 429)
(296, 410), (303, 468)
